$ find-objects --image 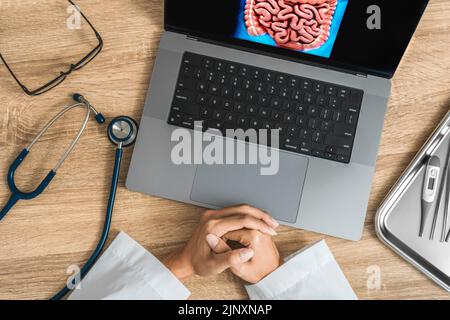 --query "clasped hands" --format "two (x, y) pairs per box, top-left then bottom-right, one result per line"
(163, 205), (281, 284)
